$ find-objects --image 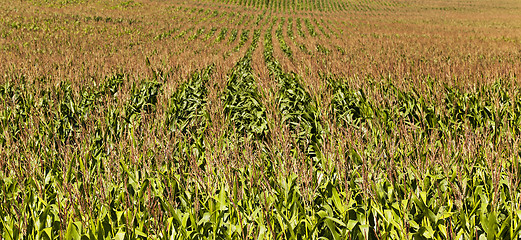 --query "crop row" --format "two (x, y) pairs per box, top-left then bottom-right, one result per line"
(313, 18), (330, 39)
(223, 30), (269, 141)
(213, 0), (387, 13)
(296, 18), (306, 38)
(165, 66), (213, 135)
(275, 18), (293, 60)
(304, 18), (317, 37)
(264, 23), (322, 158)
